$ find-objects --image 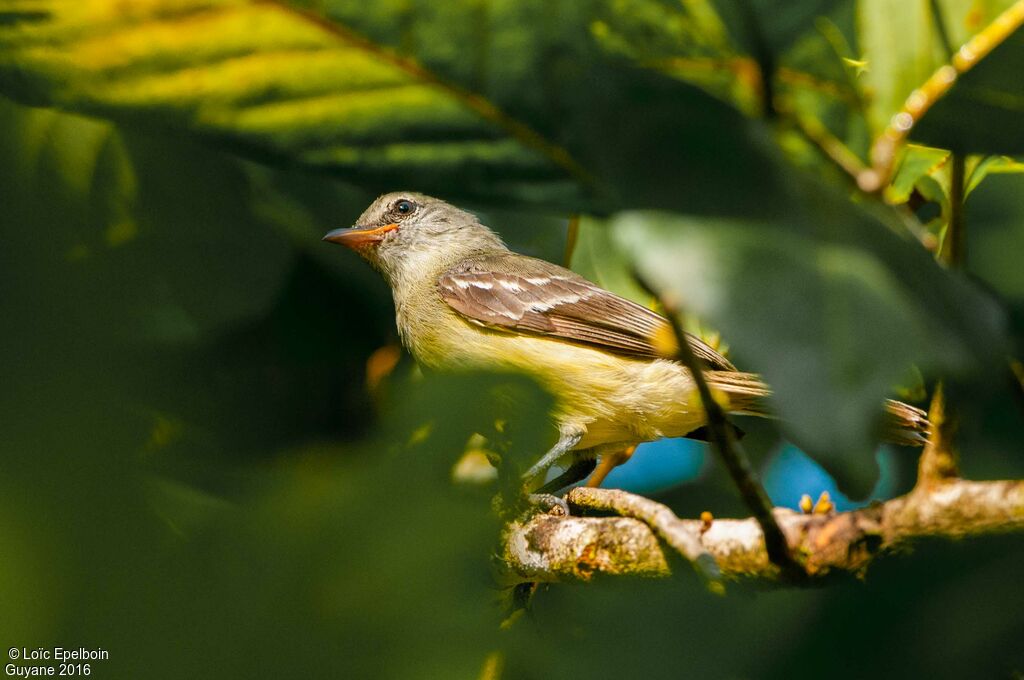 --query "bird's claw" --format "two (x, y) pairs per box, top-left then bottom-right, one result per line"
(527, 493), (571, 517)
